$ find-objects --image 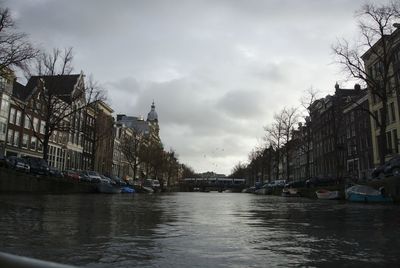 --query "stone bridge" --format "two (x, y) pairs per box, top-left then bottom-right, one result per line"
(181, 177), (246, 192)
